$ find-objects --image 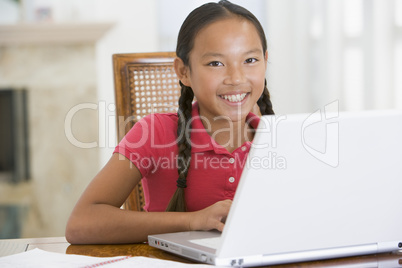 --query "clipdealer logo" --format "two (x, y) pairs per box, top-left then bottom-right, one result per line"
(63, 100), (340, 169)
(301, 100), (339, 167)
